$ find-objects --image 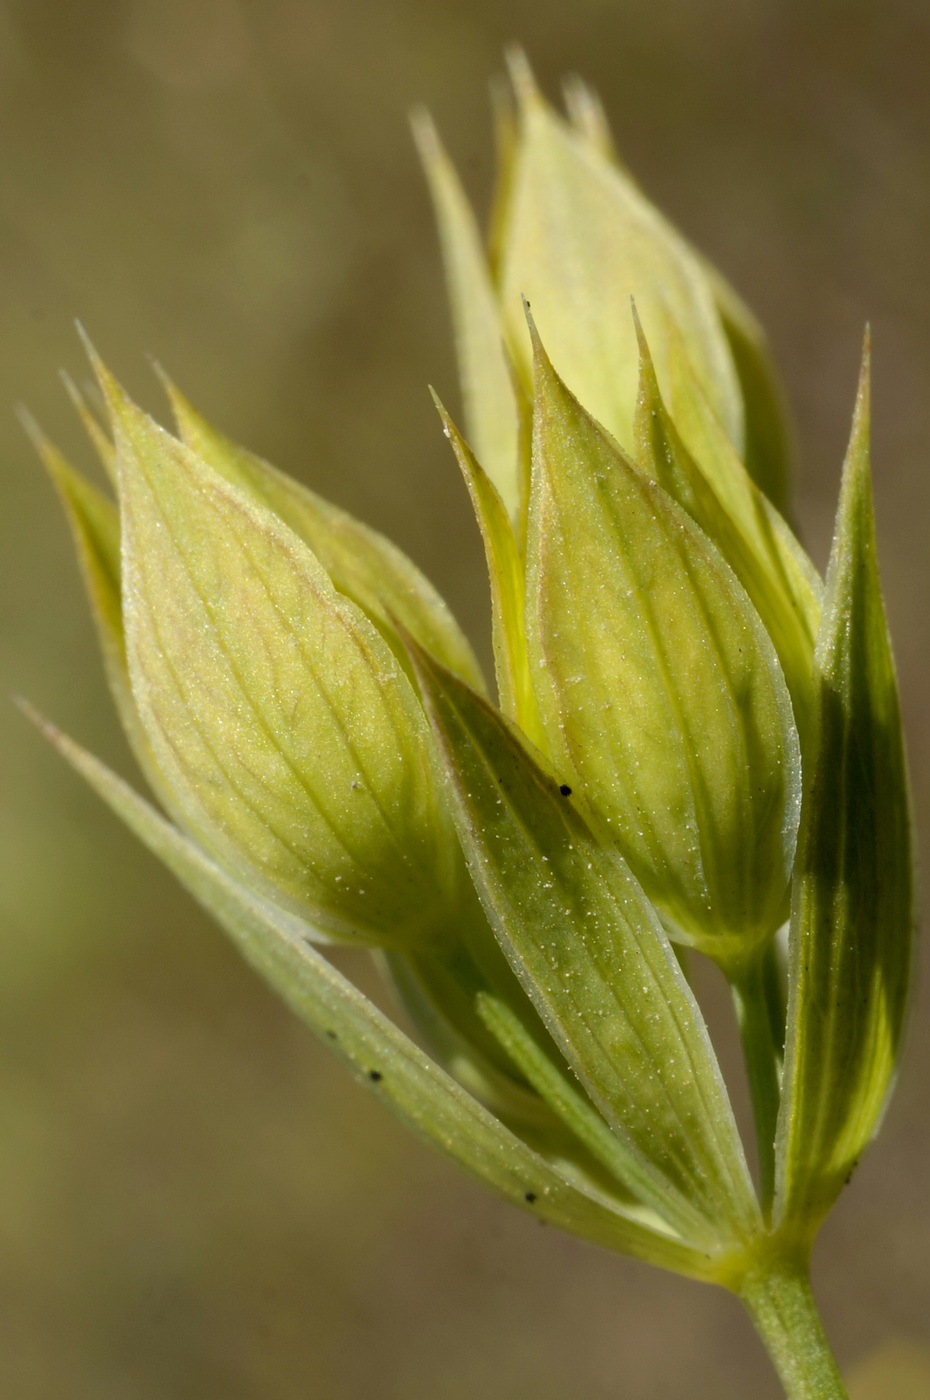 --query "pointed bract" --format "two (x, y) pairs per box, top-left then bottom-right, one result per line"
(496, 71), (743, 465)
(164, 377), (485, 692)
(527, 332), (801, 961)
(633, 315), (820, 749)
(409, 637), (759, 1247)
(562, 73), (619, 165)
(96, 362), (467, 950)
(545, 67), (797, 515)
(413, 111), (522, 517)
(25, 423), (174, 804)
(61, 372), (118, 486)
(775, 341), (915, 1237)
(710, 279), (796, 518)
(433, 395), (542, 745)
